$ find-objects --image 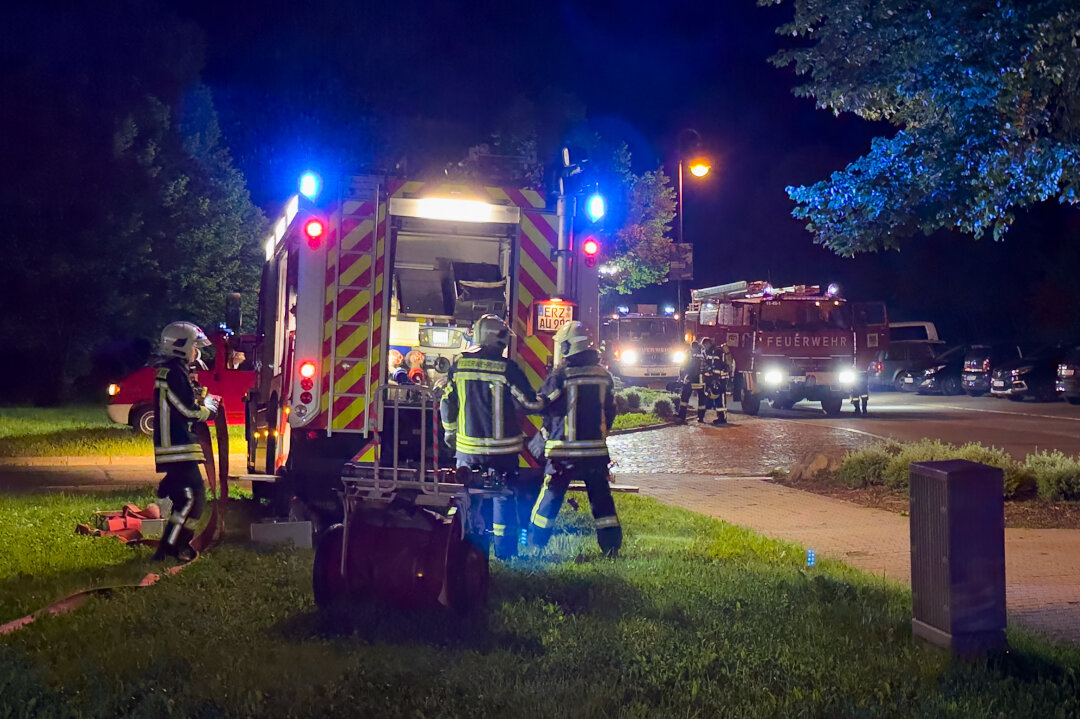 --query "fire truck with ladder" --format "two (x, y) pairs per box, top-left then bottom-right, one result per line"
(240, 172), (599, 612)
(684, 281), (887, 416)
